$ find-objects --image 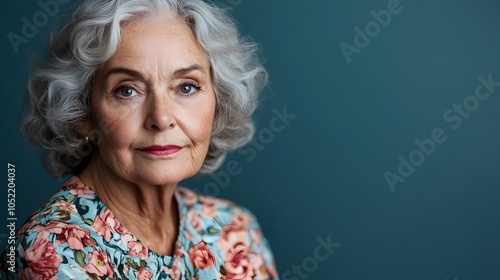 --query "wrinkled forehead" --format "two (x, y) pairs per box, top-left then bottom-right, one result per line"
(95, 14), (210, 82)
